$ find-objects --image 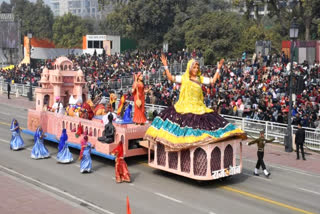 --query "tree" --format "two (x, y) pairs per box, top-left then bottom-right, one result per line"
(11, 0), (54, 39)
(102, 0), (179, 49)
(0, 2), (13, 13)
(184, 12), (244, 64)
(239, 22), (282, 55)
(164, 0), (231, 52)
(52, 13), (91, 48)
